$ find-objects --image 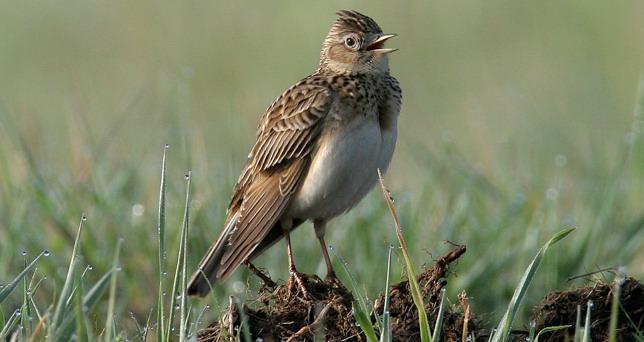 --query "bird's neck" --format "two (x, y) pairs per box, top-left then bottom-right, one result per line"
(317, 54), (390, 77)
